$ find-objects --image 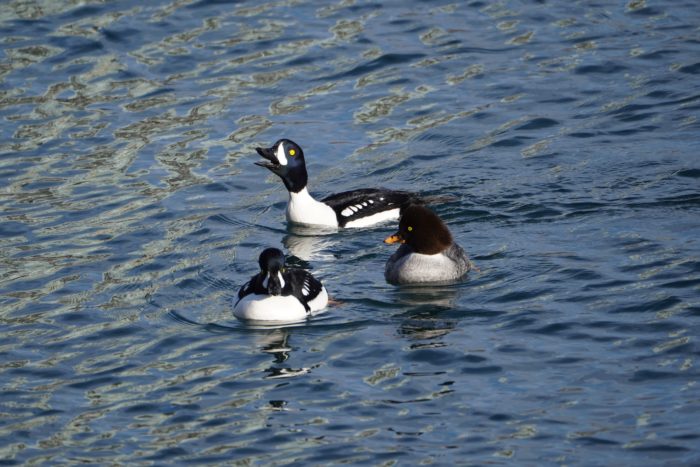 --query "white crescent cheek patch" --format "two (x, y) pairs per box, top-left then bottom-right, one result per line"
(276, 143), (288, 166)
